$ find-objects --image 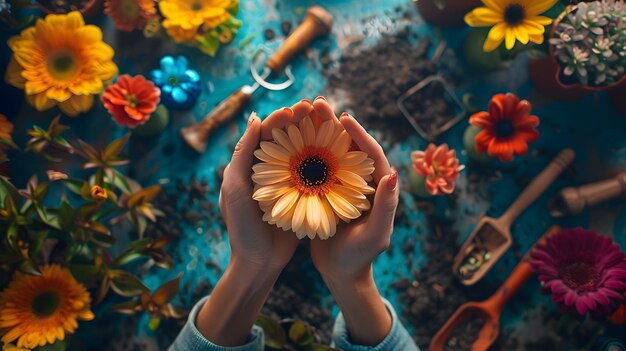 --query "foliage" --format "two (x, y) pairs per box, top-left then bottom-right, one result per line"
(550, 0), (626, 86)
(255, 315), (339, 351)
(0, 116), (184, 349)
